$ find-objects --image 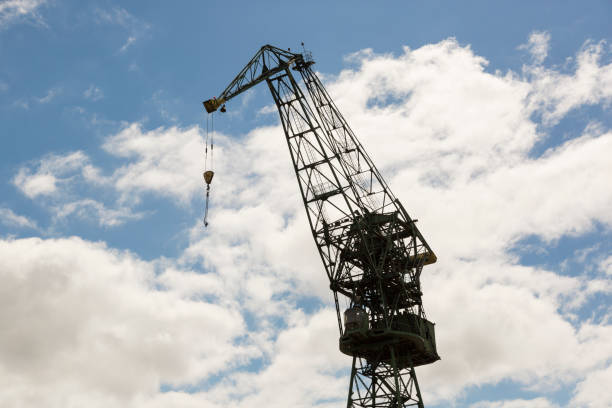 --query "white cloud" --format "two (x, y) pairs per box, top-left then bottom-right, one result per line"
(418, 260), (612, 403)
(9, 35), (612, 407)
(318, 39), (612, 260)
(95, 6), (133, 27)
(35, 86), (60, 103)
(84, 84), (104, 101)
(0, 207), (37, 229)
(12, 124), (206, 226)
(309, 39), (612, 403)
(470, 397), (559, 408)
(211, 309), (348, 408)
(571, 363), (612, 408)
(13, 151), (88, 198)
(525, 39), (612, 126)
(12, 86), (62, 109)
(0, 236), (252, 408)
(95, 7), (150, 53)
(187, 37), (612, 405)
(599, 256), (612, 275)
(0, 80), (8, 91)
(519, 31), (551, 64)
(12, 151), (136, 227)
(55, 199), (145, 227)
(13, 170), (56, 196)
(257, 104), (277, 115)
(119, 35), (136, 53)
(150, 90), (179, 122)
(102, 123), (204, 203)
(0, 0), (46, 28)
(222, 89), (256, 118)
